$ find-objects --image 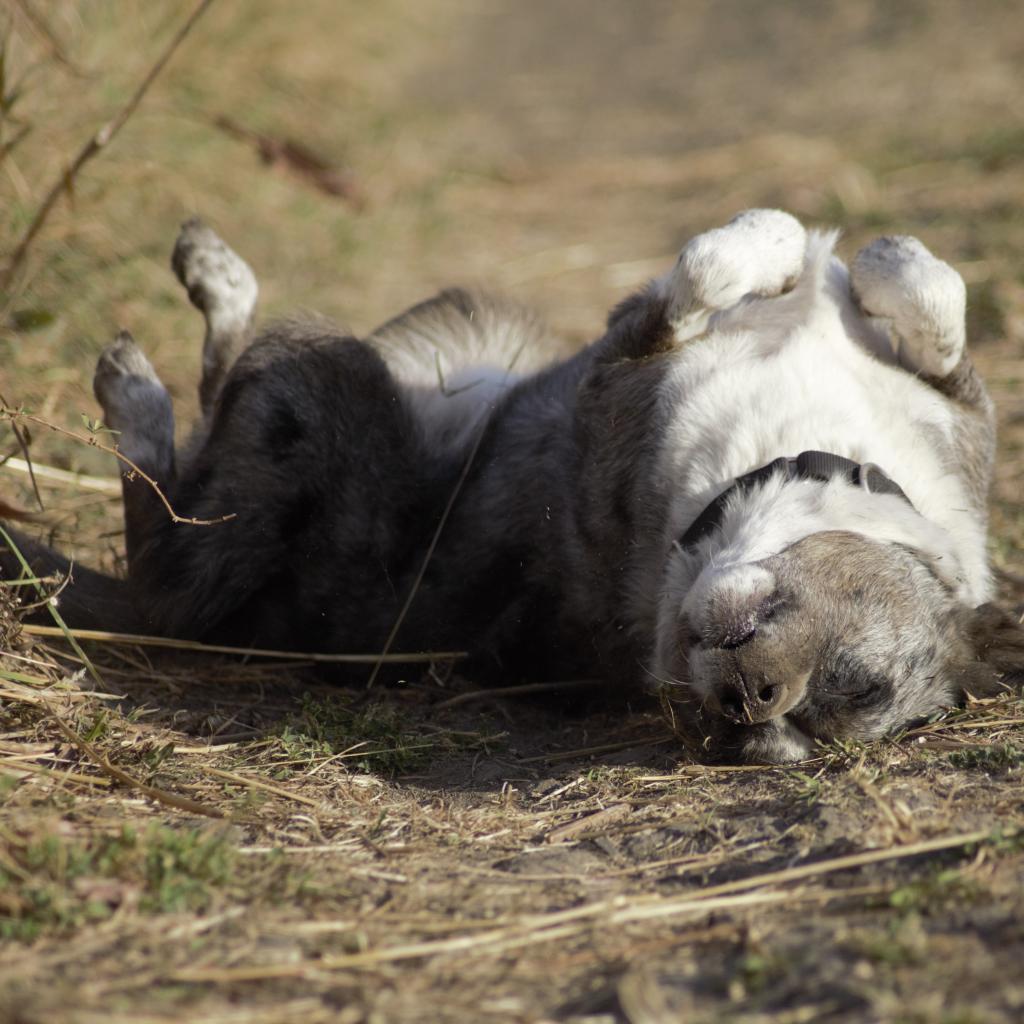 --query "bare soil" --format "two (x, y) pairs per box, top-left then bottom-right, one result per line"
(2, 2), (1024, 1022)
